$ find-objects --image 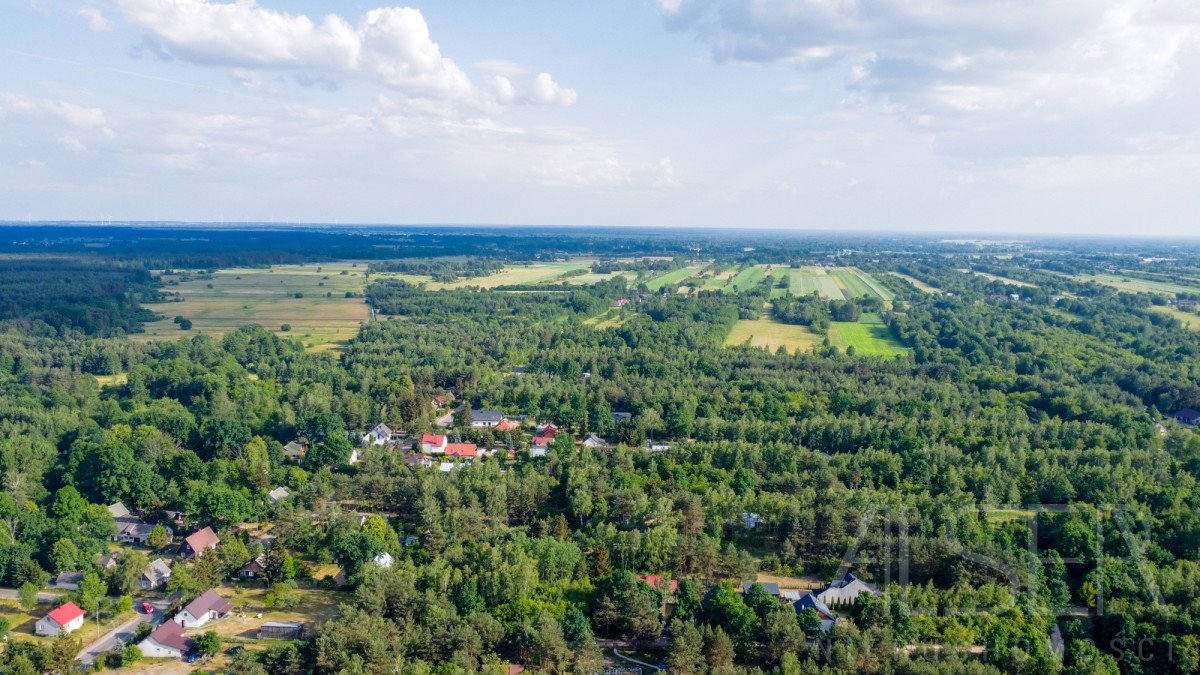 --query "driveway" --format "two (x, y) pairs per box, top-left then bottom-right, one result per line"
(77, 600), (171, 666)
